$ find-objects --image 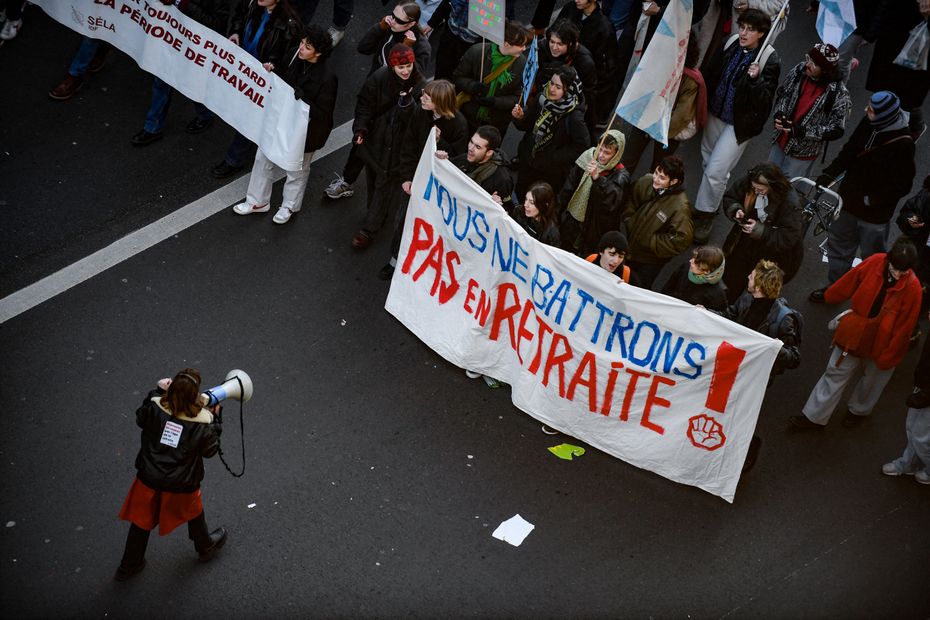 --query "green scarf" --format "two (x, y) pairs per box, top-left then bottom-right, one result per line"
(566, 129), (626, 224)
(688, 259), (726, 285)
(477, 44), (515, 121)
